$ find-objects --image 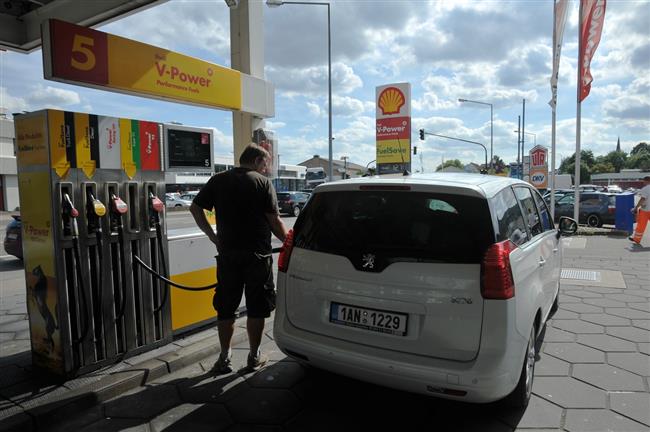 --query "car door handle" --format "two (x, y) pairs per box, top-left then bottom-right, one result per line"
(539, 257), (546, 267)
